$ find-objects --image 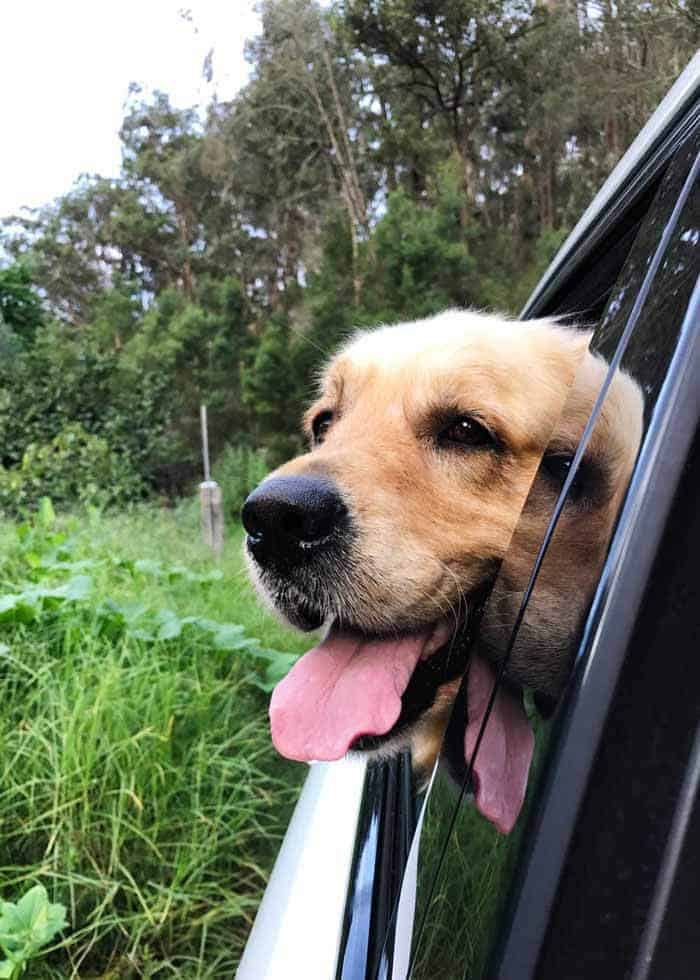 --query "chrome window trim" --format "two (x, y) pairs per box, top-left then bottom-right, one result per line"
(237, 757), (367, 980)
